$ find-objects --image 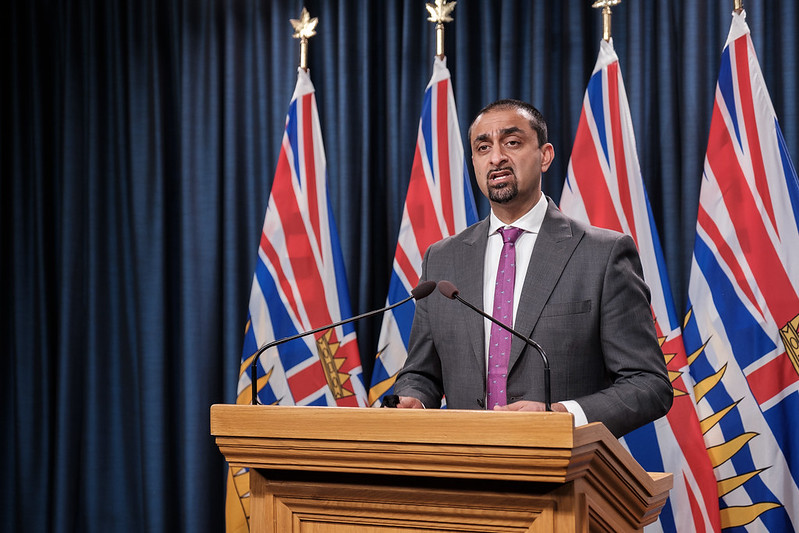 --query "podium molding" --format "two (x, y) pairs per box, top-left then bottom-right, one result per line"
(211, 404), (671, 532)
